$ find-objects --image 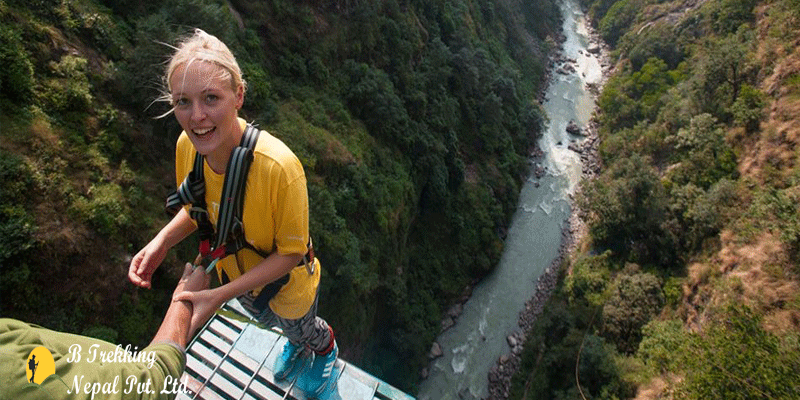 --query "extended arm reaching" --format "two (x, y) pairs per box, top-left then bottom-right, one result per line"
(150, 263), (211, 348)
